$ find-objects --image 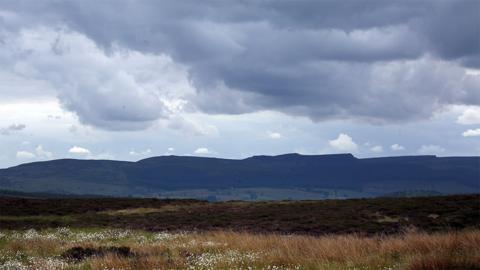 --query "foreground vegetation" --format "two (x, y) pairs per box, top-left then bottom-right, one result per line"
(0, 227), (479, 270)
(0, 195), (478, 269)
